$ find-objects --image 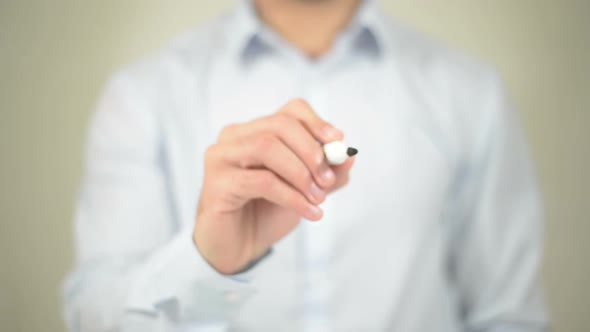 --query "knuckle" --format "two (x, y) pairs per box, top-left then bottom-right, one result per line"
(269, 113), (289, 130)
(297, 167), (313, 187)
(234, 171), (249, 191)
(272, 113), (296, 131)
(219, 123), (238, 139)
(216, 173), (233, 194)
(204, 145), (220, 164)
(311, 146), (325, 166)
(205, 169), (231, 196)
(254, 133), (276, 151)
(287, 98), (310, 110)
(272, 112), (290, 122)
(290, 193), (307, 211)
(255, 171), (275, 190)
